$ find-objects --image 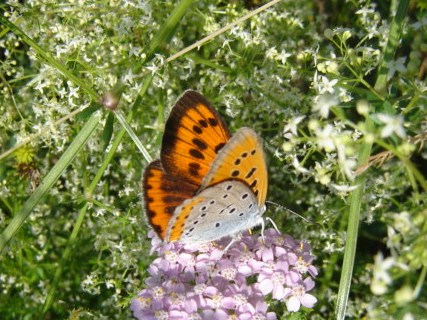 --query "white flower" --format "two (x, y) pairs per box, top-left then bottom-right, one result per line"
(314, 161), (332, 185)
(277, 49), (292, 64)
(292, 156), (309, 174)
(402, 313), (415, 320)
(315, 124), (336, 152)
(387, 56), (407, 80)
(393, 211), (412, 235)
(312, 93), (339, 118)
(266, 47), (278, 59)
(356, 6), (375, 19)
(105, 279), (115, 289)
(314, 75), (338, 95)
(321, 77), (338, 94)
(123, 69), (137, 85)
(330, 184), (359, 193)
(67, 82), (80, 98)
(337, 144), (357, 178)
(283, 115), (305, 136)
(377, 113), (406, 138)
(370, 252), (394, 295)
